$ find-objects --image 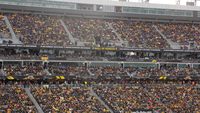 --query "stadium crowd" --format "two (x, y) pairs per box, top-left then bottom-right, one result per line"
(94, 83), (200, 113)
(1, 6), (200, 113)
(0, 13), (200, 49)
(130, 66), (200, 78)
(0, 84), (36, 113)
(89, 67), (128, 77)
(31, 86), (109, 113)
(0, 82), (199, 113)
(110, 20), (170, 49)
(1, 63), (200, 78)
(145, 84), (200, 112)
(48, 65), (89, 76)
(94, 85), (167, 112)
(3, 64), (48, 76)
(64, 18), (119, 46)
(0, 64), (200, 113)
(7, 13), (72, 46)
(157, 23), (200, 48)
